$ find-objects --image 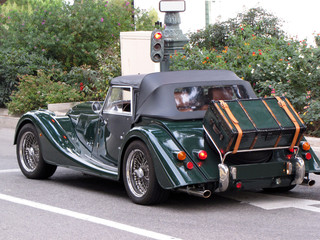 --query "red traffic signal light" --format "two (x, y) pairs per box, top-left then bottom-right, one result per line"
(150, 29), (164, 63)
(154, 32), (162, 40)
